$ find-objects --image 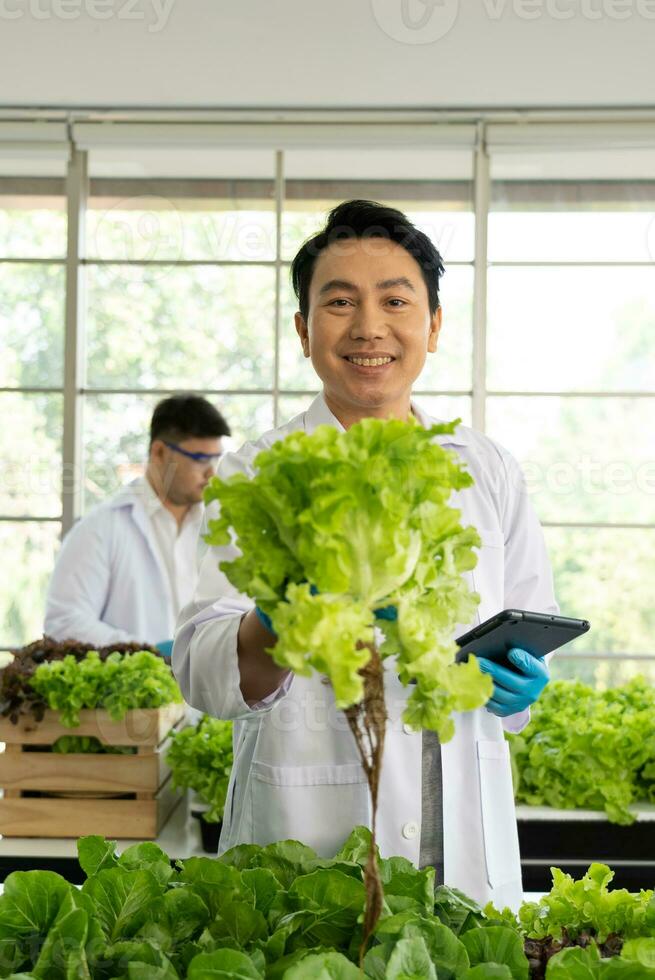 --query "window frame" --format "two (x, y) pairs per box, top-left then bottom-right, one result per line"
(1, 119), (653, 662)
